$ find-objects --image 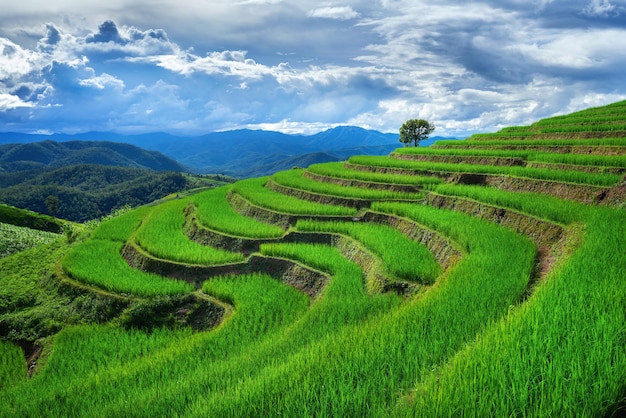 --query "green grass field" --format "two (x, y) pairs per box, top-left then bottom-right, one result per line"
(0, 100), (624, 416)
